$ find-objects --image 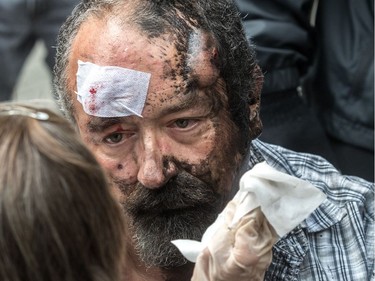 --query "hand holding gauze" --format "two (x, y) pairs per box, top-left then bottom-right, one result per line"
(191, 202), (277, 281)
(172, 162), (326, 281)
